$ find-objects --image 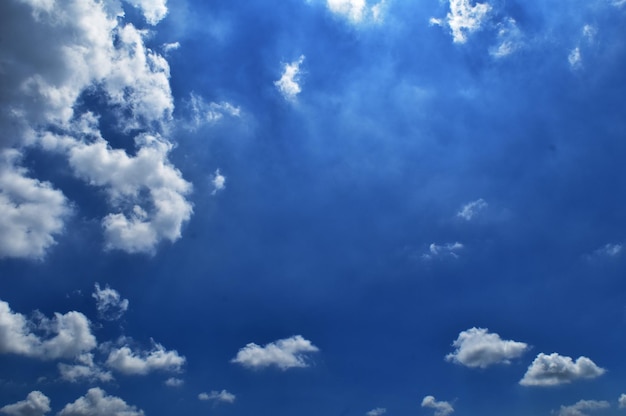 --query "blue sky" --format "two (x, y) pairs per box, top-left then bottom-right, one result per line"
(1, 0), (626, 415)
